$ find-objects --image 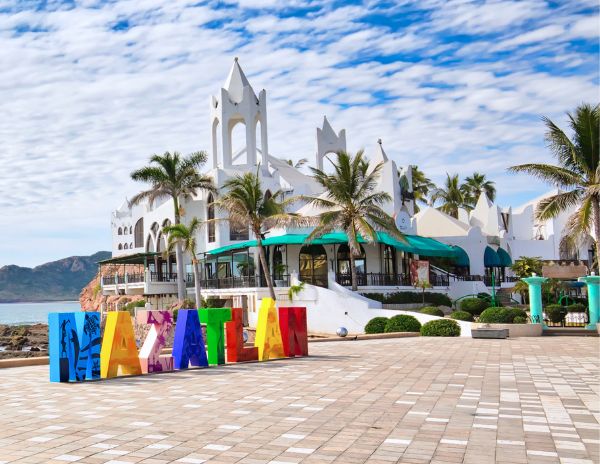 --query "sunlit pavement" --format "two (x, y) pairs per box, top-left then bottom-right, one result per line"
(0, 337), (598, 463)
